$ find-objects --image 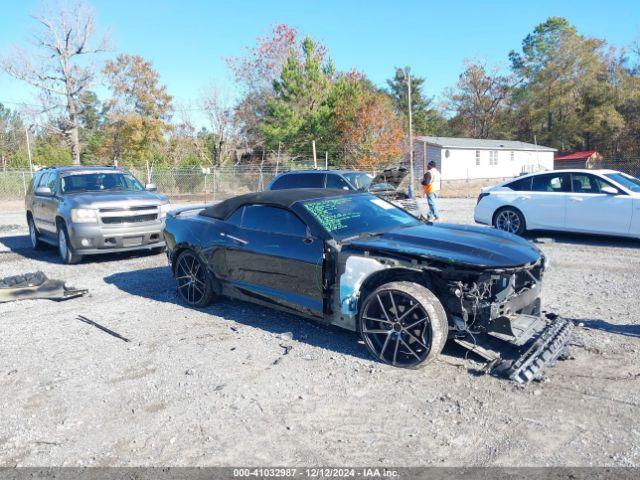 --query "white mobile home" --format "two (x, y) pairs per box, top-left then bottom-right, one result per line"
(413, 136), (556, 181)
